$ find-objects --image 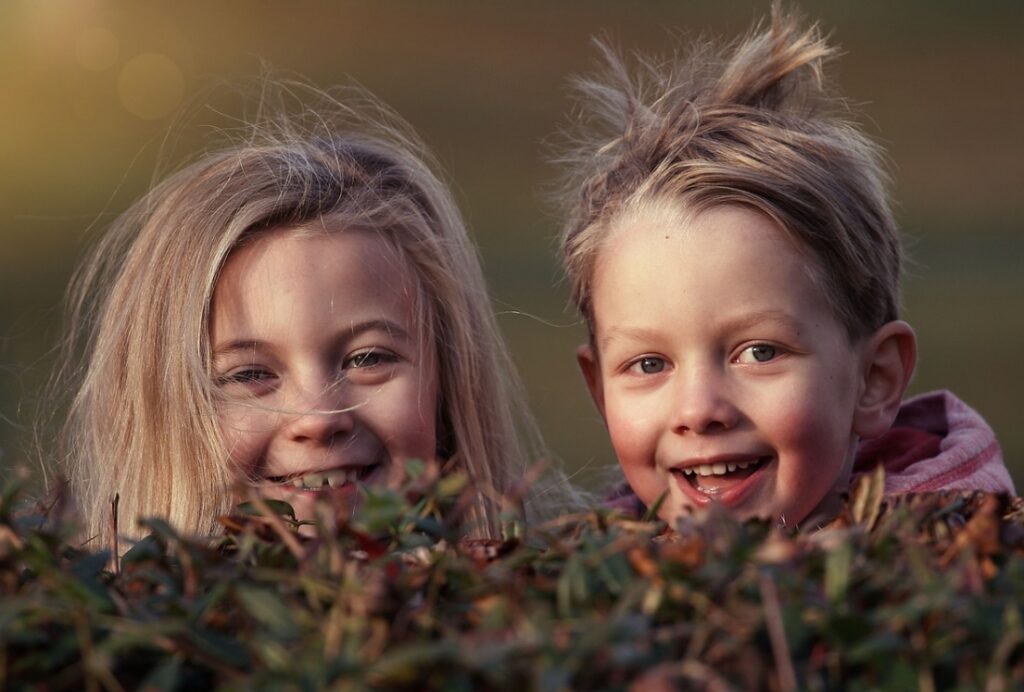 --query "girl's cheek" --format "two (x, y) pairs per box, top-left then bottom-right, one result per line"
(217, 406), (274, 469)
